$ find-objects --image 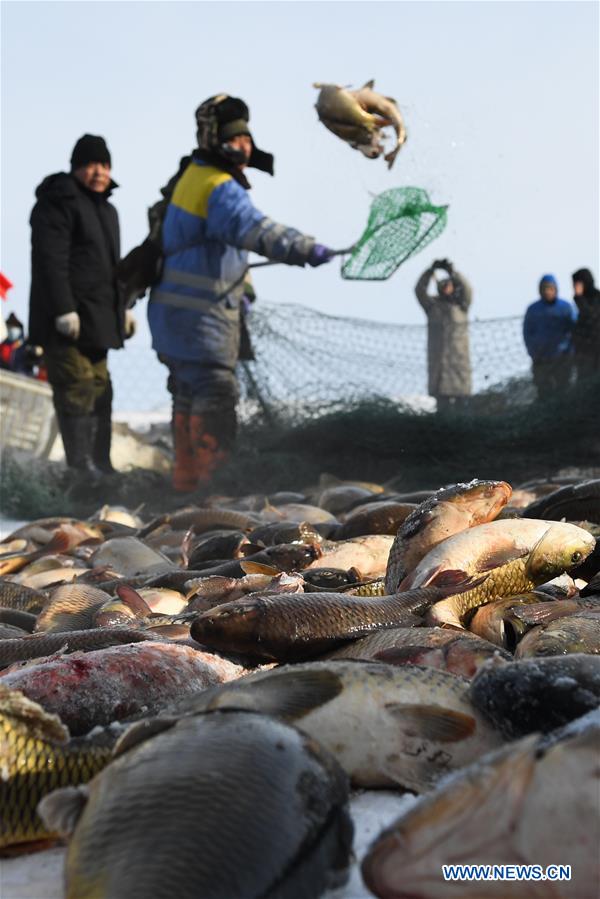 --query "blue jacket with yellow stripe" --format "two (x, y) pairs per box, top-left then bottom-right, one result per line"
(148, 158), (316, 367)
